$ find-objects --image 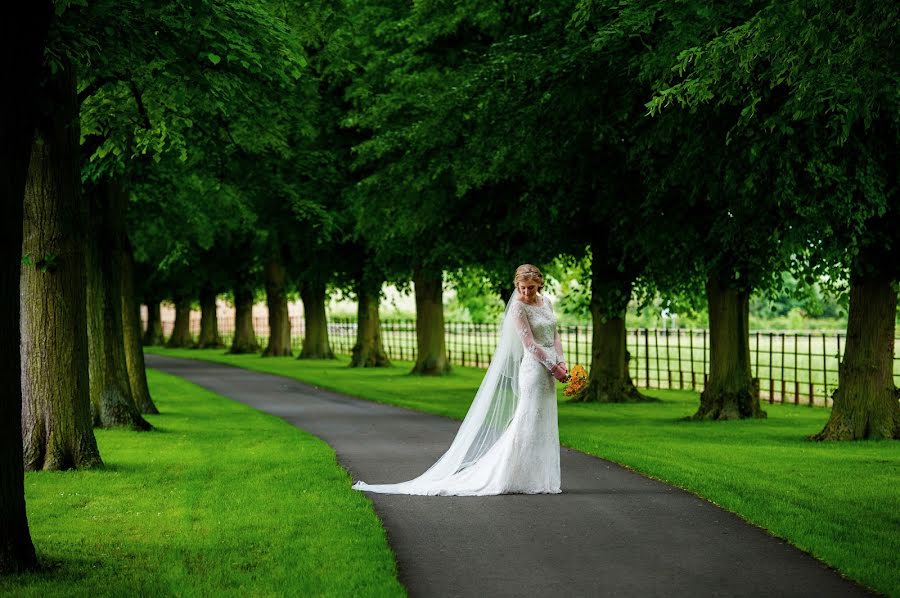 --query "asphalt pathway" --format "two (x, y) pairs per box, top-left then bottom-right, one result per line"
(145, 354), (873, 598)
